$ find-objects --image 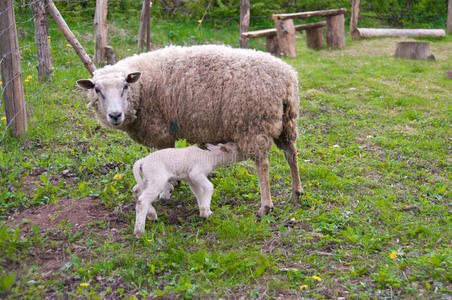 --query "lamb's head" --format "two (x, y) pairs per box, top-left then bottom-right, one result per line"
(206, 142), (244, 165)
(76, 72), (141, 128)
